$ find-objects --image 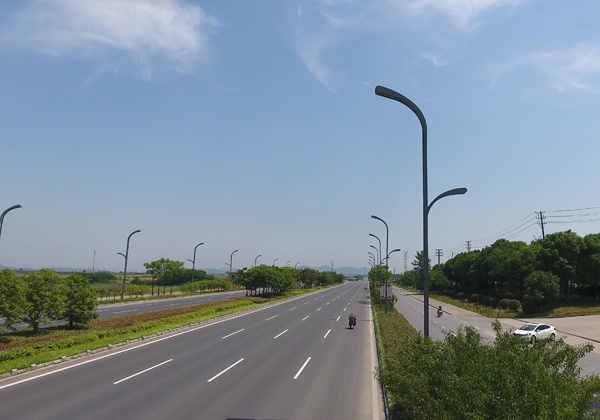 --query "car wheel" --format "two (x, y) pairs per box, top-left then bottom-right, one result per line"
(530, 335), (536, 344)
(550, 333), (556, 340)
